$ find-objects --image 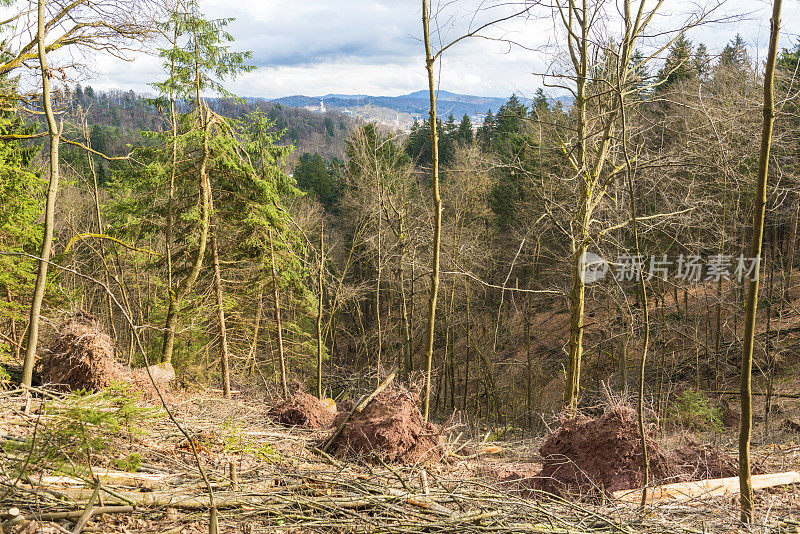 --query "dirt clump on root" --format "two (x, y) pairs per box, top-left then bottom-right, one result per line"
(531, 406), (674, 497)
(673, 441), (738, 479)
(269, 391), (336, 429)
(38, 312), (124, 392)
(526, 406), (741, 499)
(327, 387), (441, 465)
